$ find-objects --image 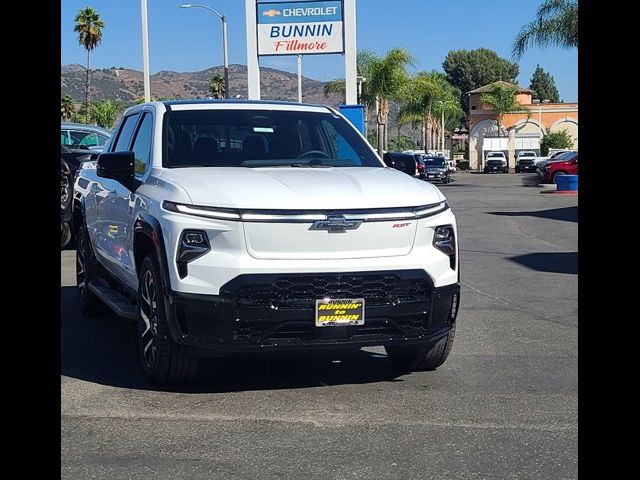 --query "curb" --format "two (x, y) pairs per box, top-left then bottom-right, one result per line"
(540, 189), (578, 195)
